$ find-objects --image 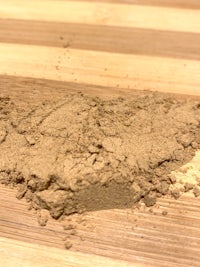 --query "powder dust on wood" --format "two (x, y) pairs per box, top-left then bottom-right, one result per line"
(0, 92), (200, 221)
